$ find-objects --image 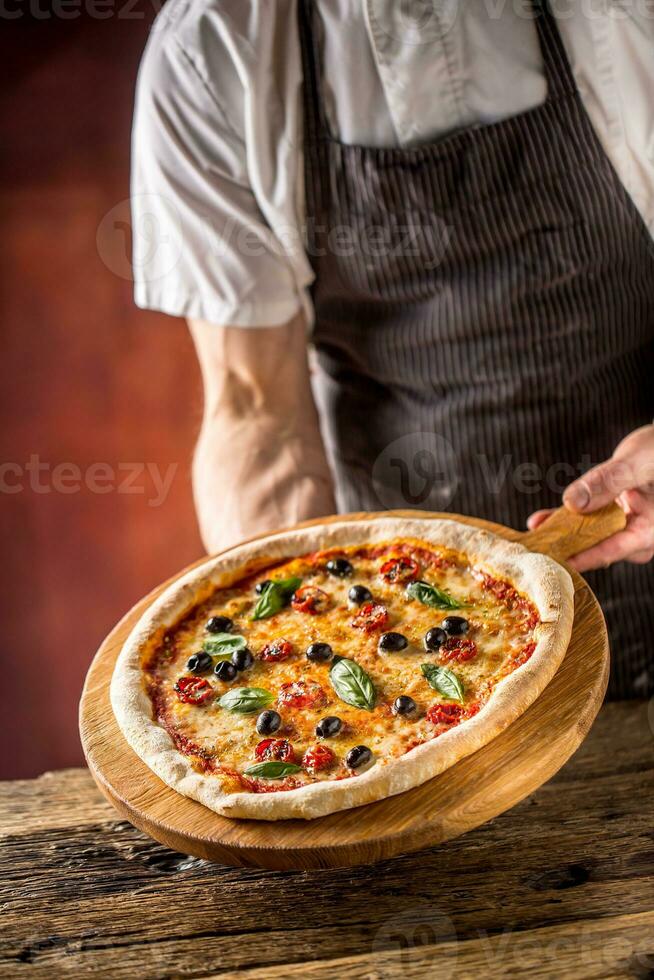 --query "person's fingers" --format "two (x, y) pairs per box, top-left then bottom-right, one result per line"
(568, 532), (636, 572)
(563, 427), (654, 514)
(563, 457), (639, 513)
(526, 509), (554, 531)
(568, 492), (654, 571)
(623, 487), (654, 527)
